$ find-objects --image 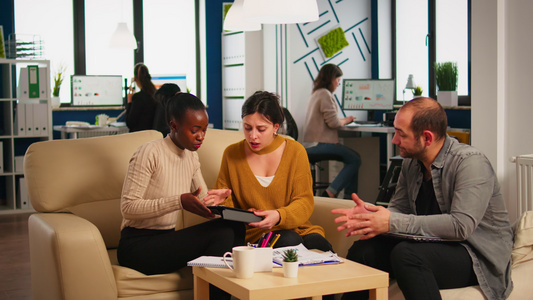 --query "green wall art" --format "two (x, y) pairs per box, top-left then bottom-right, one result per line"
(317, 27), (349, 58)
